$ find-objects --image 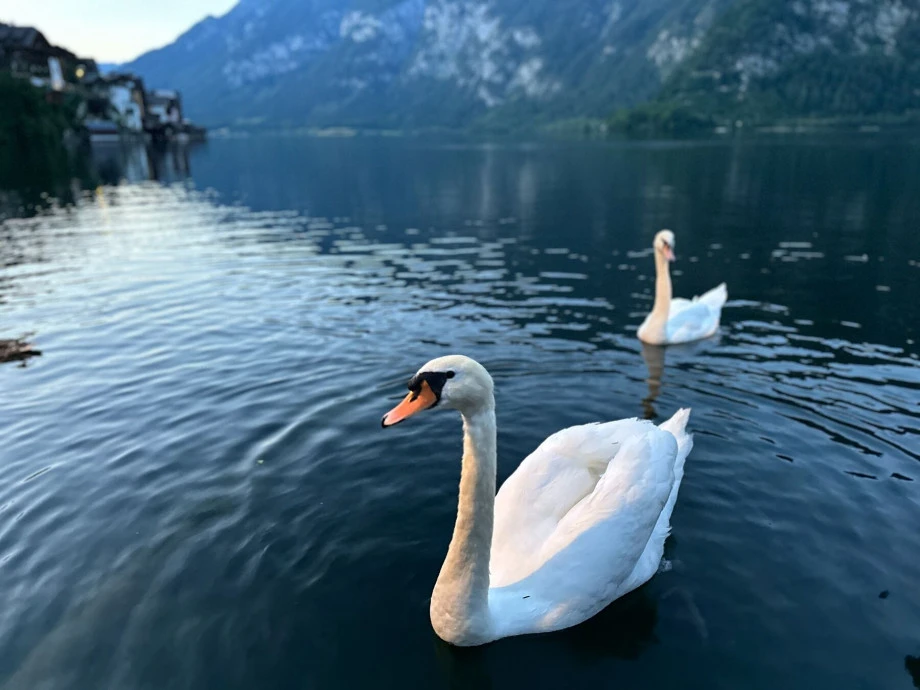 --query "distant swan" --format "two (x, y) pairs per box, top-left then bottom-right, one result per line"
(637, 230), (727, 345)
(382, 355), (693, 646)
